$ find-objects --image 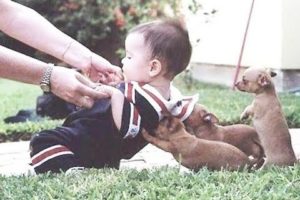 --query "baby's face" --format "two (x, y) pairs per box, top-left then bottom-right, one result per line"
(121, 32), (152, 83)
